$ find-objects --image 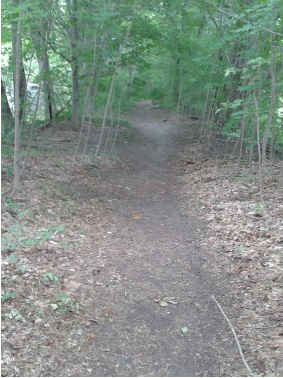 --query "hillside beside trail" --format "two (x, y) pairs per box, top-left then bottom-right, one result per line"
(2, 1), (283, 376)
(2, 102), (282, 377)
